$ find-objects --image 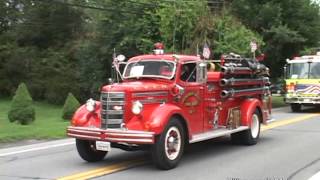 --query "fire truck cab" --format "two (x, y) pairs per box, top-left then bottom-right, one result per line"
(67, 46), (271, 170)
(284, 52), (320, 112)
